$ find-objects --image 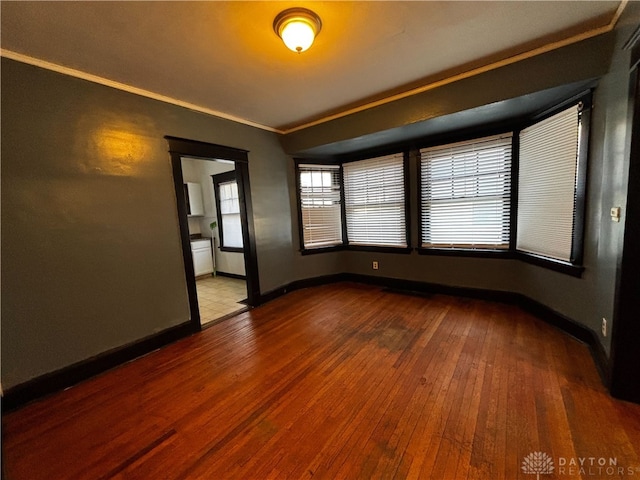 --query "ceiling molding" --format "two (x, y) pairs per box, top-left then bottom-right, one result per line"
(281, 0), (628, 135)
(0, 0), (627, 137)
(0, 49), (282, 134)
